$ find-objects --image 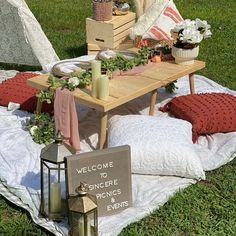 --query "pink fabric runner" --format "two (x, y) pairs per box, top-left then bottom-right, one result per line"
(54, 87), (80, 153)
(112, 61), (154, 76)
